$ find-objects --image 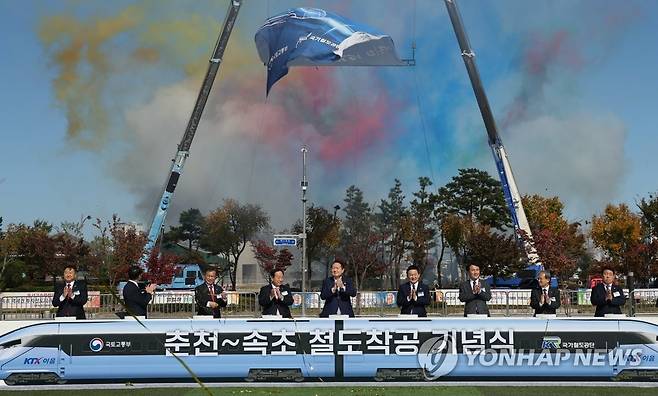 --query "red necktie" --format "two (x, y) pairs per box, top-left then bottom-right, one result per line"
(65, 284), (72, 299)
(209, 285), (216, 302)
(544, 289), (549, 303)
